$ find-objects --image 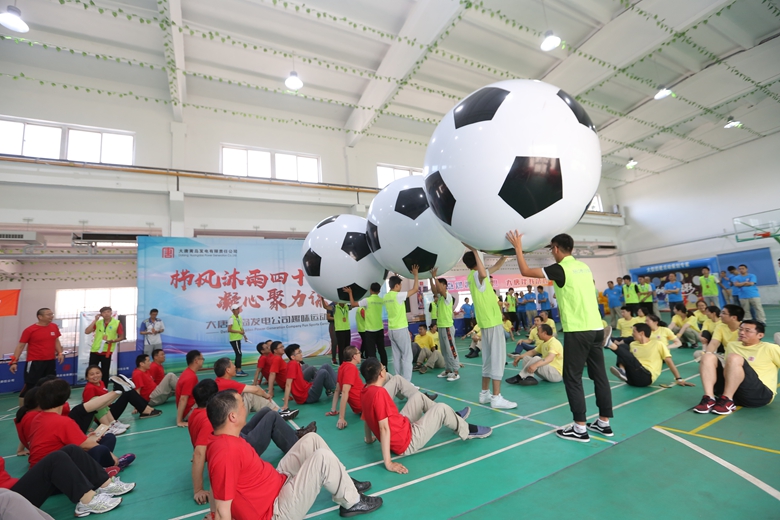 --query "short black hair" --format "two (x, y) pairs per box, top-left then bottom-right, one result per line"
(360, 357), (383, 384)
(550, 233), (574, 253)
(739, 264), (747, 269)
(135, 354), (149, 368)
(84, 364), (102, 380)
(206, 389), (240, 430)
(723, 304), (745, 321)
(186, 350), (202, 365)
(437, 277), (447, 287)
(151, 348), (164, 359)
(213, 357), (231, 378)
(271, 341), (283, 353)
(674, 303), (687, 314)
(150, 308), (159, 314)
(35, 375), (58, 387)
(99, 306), (112, 313)
(370, 282), (381, 293)
(634, 322), (651, 337)
(284, 343), (301, 360)
(193, 379), (219, 408)
(37, 379), (71, 410)
(344, 346), (359, 362)
(741, 319), (764, 334)
(533, 315), (542, 322)
(622, 275), (632, 281)
(707, 306), (721, 317)
(727, 265), (736, 271)
(539, 324), (553, 336)
(418, 324), (427, 330)
(462, 251), (477, 269)
(388, 275), (402, 289)
(256, 341), (270, 354)
(702, 267), (710, 272)
(36, 308), (51, 318)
